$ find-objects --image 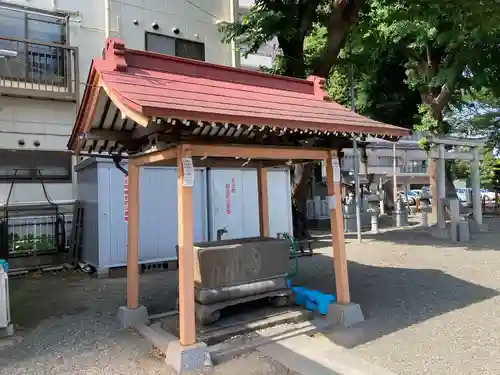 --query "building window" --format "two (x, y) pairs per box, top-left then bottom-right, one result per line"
(0, 150), (72, 182)
(405, 160), (428, 173)
(145, 32), (205, 61)
(371, 156), (403, 167)
(0, 7), (68, 85)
